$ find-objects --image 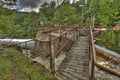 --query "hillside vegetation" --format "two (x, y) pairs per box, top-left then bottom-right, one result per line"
(96, 31), (120, 53)
(0, 47), (56, 80)
(0, 0), (120, 38)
